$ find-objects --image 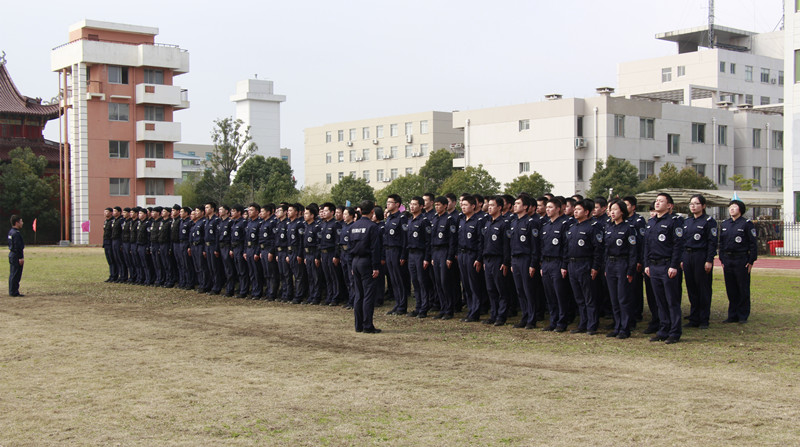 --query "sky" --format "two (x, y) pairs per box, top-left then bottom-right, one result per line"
(2, 0), (785, 185)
